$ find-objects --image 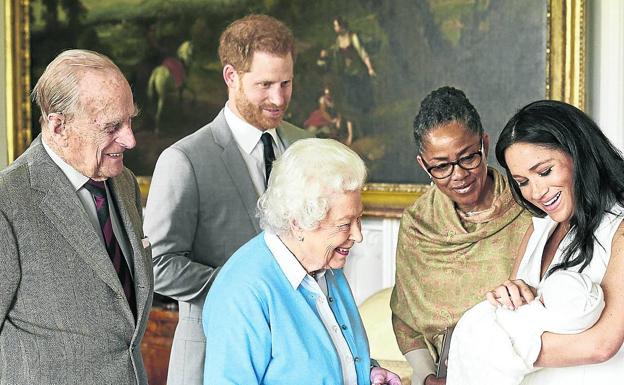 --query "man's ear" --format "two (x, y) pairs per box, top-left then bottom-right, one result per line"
(223, 64), (240, 89)
(46, 113), (69, 147)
